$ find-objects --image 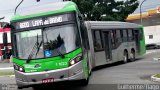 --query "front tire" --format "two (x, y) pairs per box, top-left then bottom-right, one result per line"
(32, 86), (41, 90)
(17, 87), (23, 90)
(80, 62), (90, 86)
